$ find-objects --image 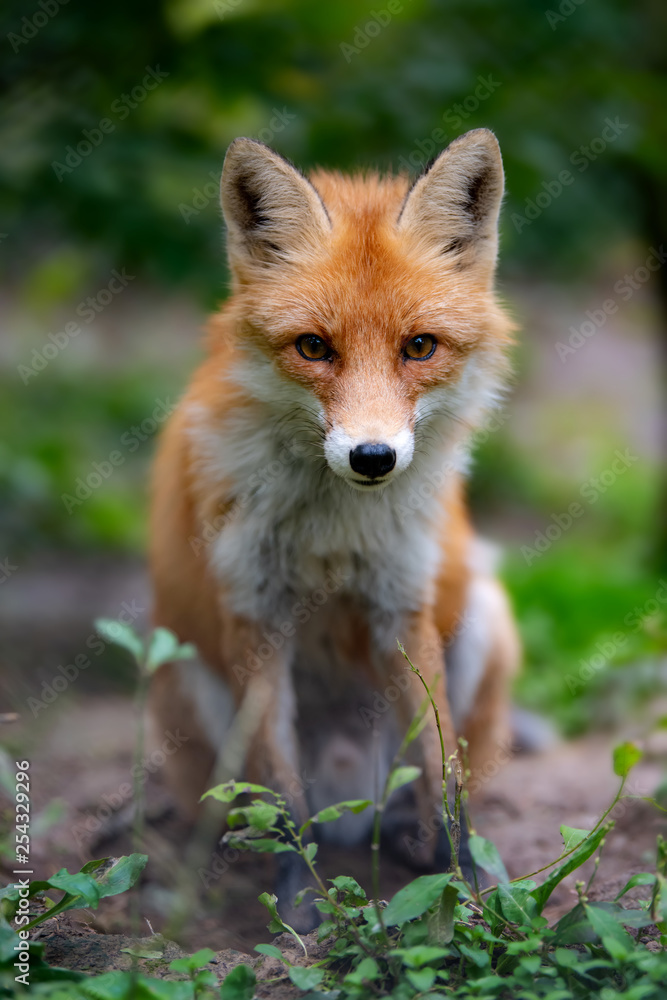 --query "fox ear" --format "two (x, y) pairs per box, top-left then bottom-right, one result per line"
(397, 129), (504, 278)
(221, 138), (330, 280)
